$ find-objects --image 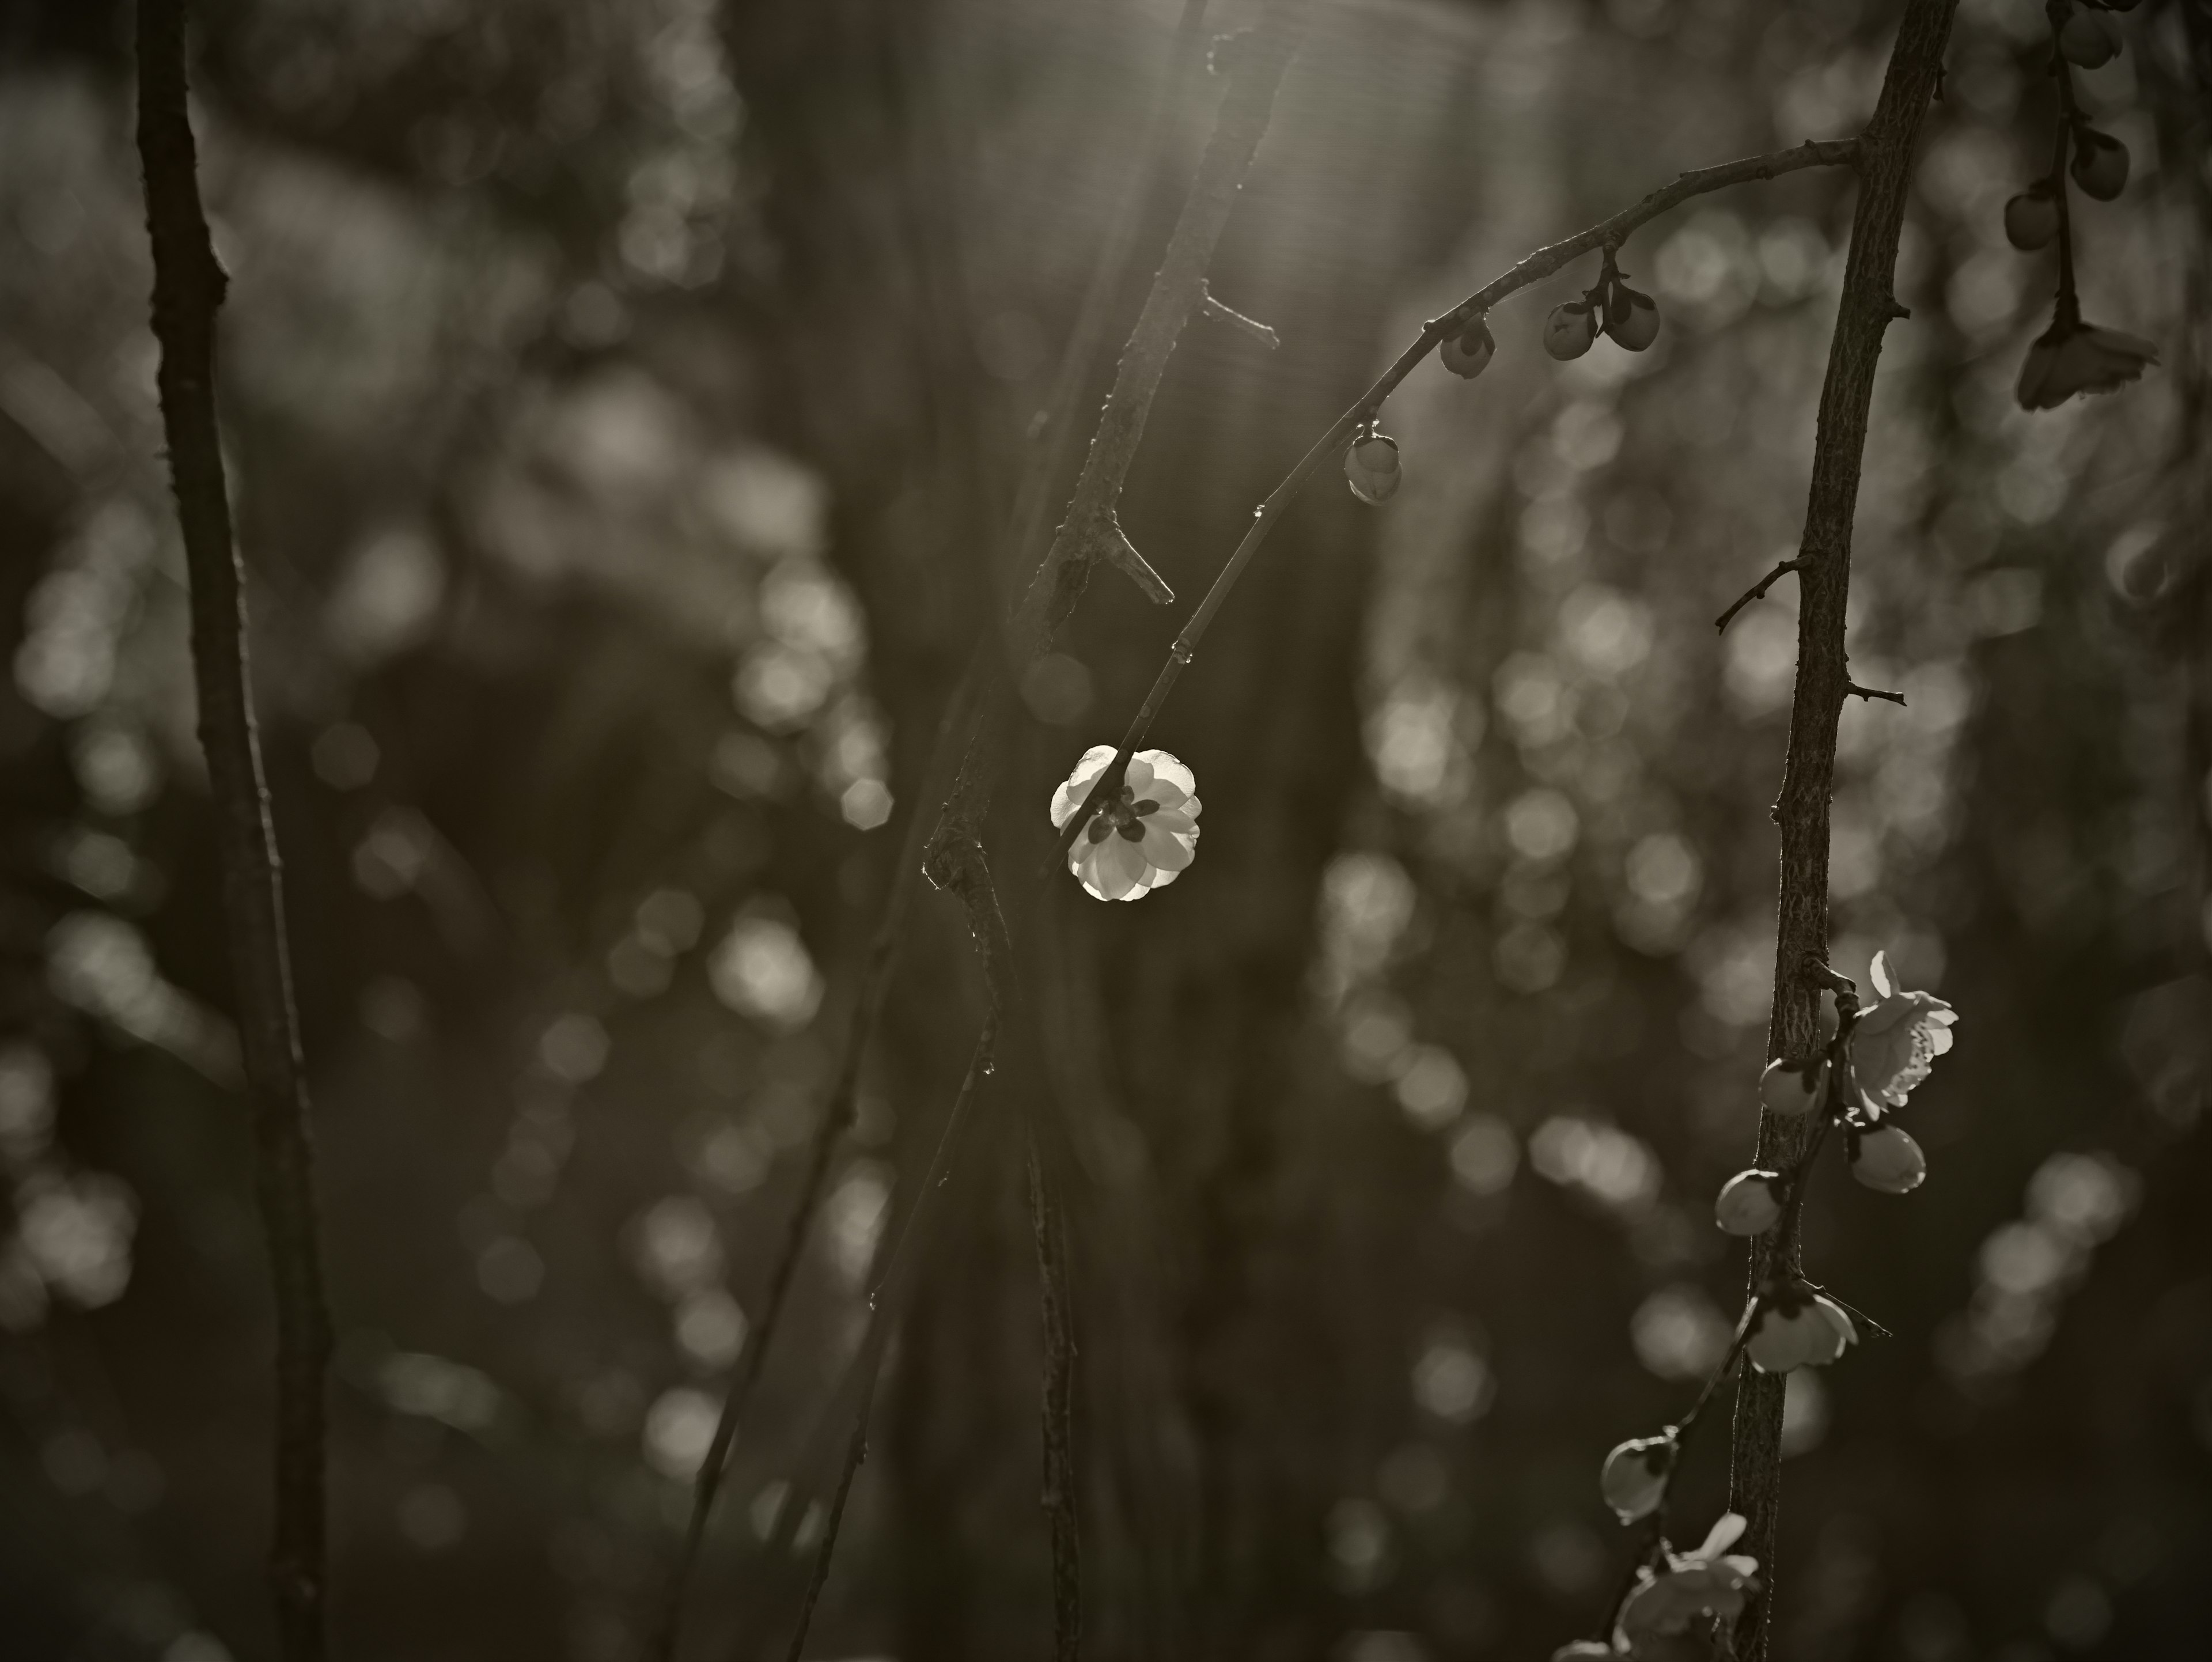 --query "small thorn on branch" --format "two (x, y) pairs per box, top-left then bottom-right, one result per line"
(1846, 682), (1905, 706)
(1198, 283), (1279, 349)
(1883, 297), (1911, 321)
(1103, 516), (1175, 605)
(1714, 558), (1804, 632)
